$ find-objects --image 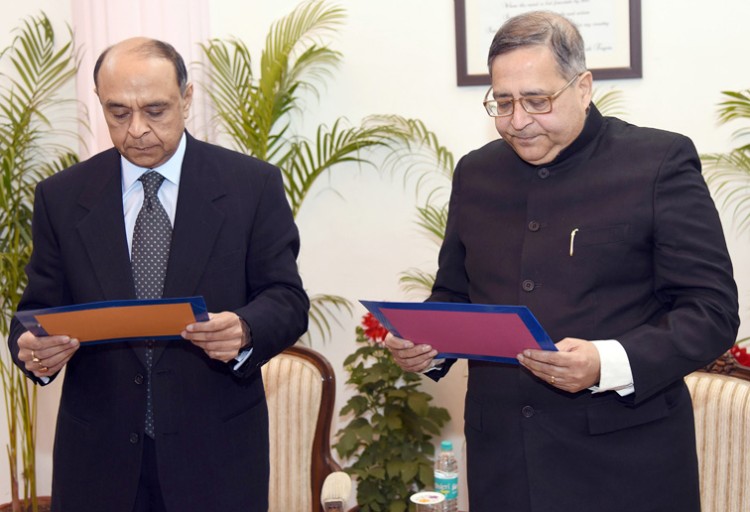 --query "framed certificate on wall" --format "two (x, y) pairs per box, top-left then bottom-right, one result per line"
(454, 0), (642, 86)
